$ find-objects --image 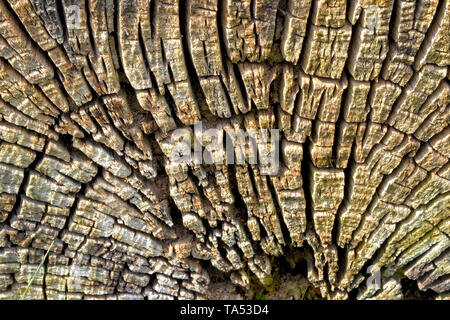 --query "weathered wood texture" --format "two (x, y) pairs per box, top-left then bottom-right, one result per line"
(0, 0), (449, 300)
